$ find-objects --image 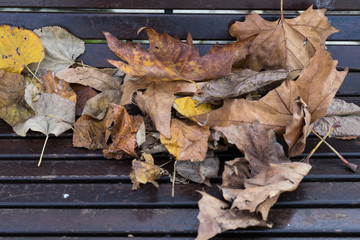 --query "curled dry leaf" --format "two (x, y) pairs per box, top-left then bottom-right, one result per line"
(196, 191), (271, 240)
(130, 153), (162, 190)
(221, 158), (250, 189)
(14, 84), (75, 136)
(29, 26), (85, 73)
(0, 70), (34, 126)
(56, 66), (122, 91)
(105, 27), (254, 81)
(70, 84), (98, 116)
(135, 81), (197, 138)
(229, 6), (338, 78)
(160, 119), (210, 161)
(0, 25), (44, 74)
(82, 90), (122, 119)
(193, 69), (288, 104)
(196, 47), (347, 156)
(40, 71), (76, 103)
(314, 98), (360, 137)
(175, 150), (219, 186)
(103, 103), (143, 160)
